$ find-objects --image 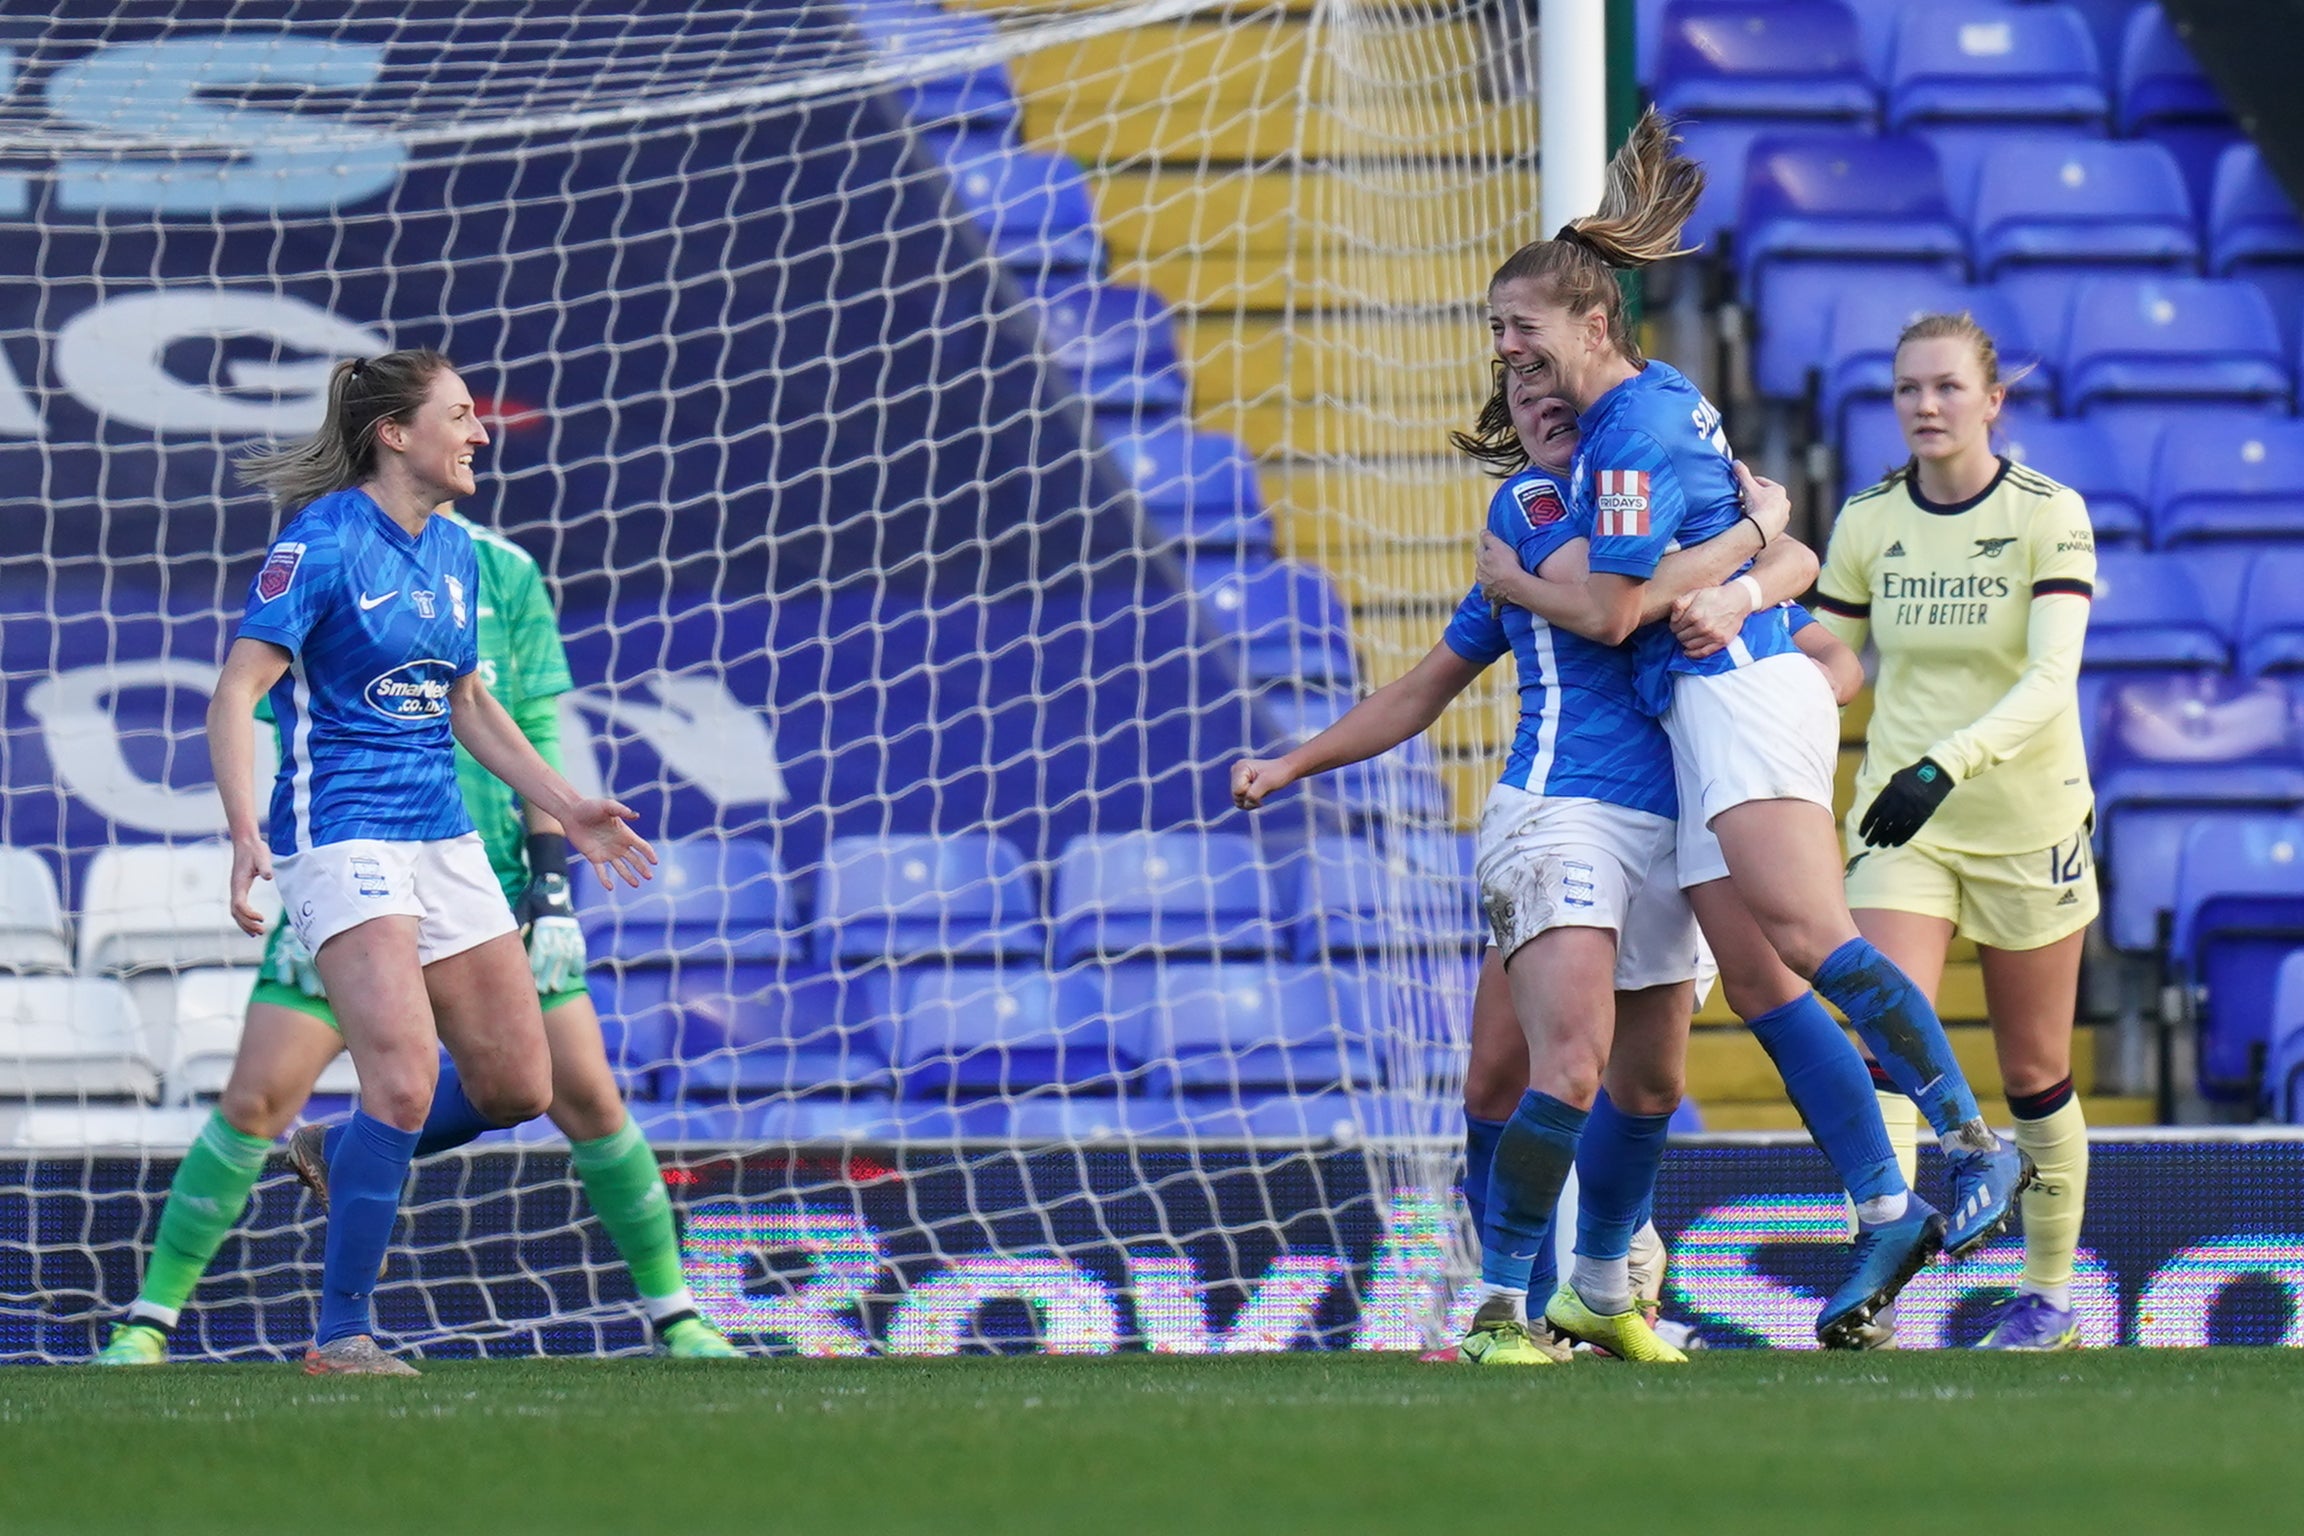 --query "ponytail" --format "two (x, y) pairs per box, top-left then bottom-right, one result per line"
(235, 348), (453, 512)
